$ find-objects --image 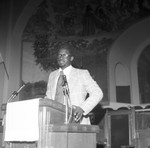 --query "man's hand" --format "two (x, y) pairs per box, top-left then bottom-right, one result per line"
(73, 106), (84, 122)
